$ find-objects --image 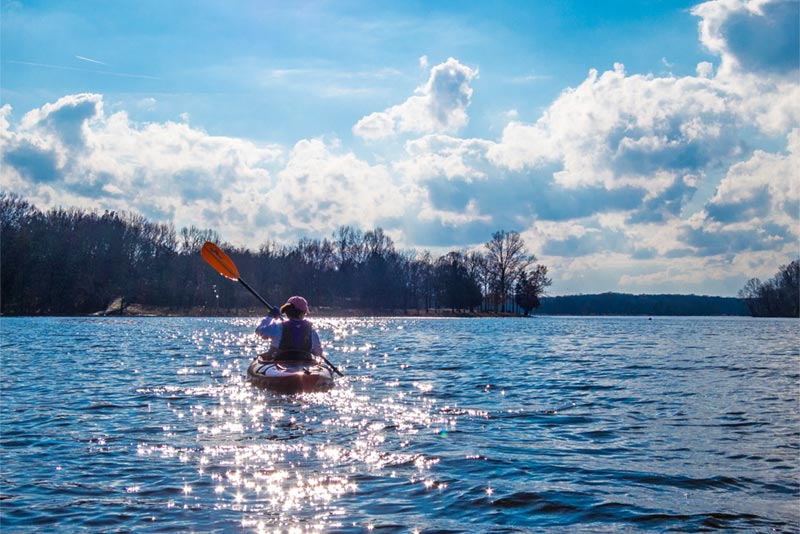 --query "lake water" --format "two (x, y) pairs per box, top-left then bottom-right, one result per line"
(1, 316), (798, 533)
